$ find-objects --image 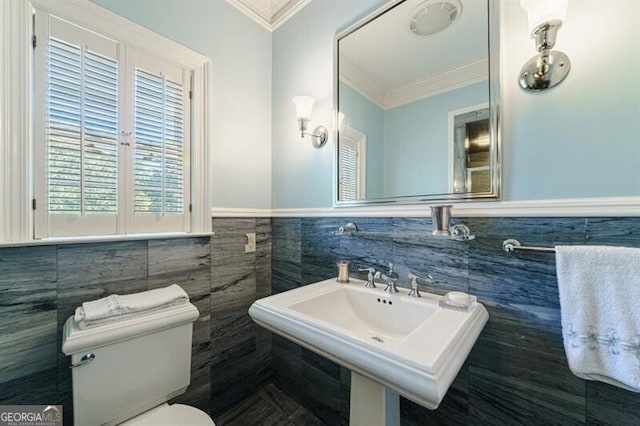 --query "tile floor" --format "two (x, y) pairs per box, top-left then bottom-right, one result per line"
(215, 383), (324, 426)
